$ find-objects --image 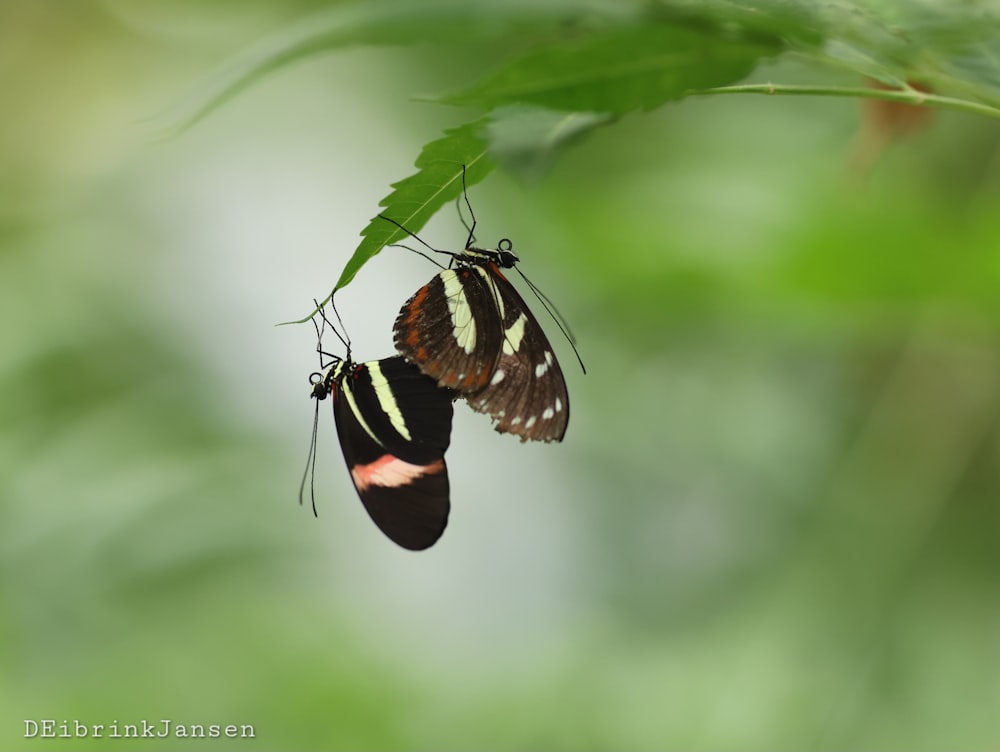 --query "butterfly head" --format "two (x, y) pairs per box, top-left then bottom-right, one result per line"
(308, 359), (348, 401)
(308, 371), (331, 401)
(494, 238), (519, 268)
